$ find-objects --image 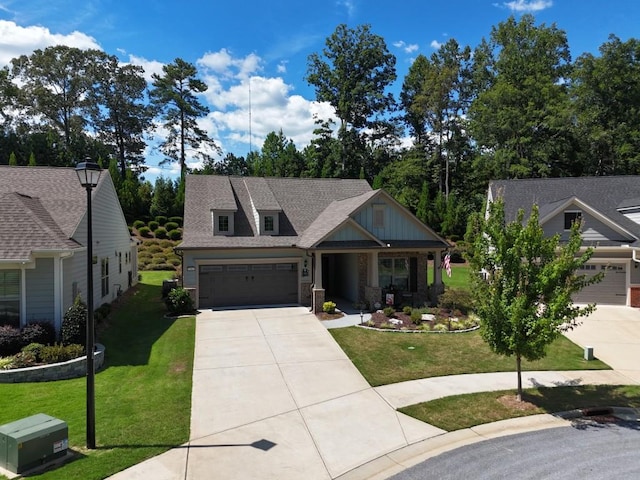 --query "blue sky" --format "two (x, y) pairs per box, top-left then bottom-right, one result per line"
(0, 0), (638, 182)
